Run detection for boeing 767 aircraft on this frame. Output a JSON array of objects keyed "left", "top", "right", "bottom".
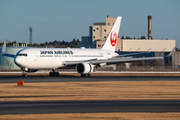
[{"left": 2, "top": 16, "right": 177, "bottom": 77}]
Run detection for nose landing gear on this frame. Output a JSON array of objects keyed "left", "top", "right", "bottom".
[
  {"left": 49, "top": 69, "right": 59, "bottom": 77},
  {"left": 21, "top": 68, "right": 27, "bottom": 77}
]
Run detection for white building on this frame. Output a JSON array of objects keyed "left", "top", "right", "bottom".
[{"left": 122, "top": 39, "right": 175, "bottom": 52}]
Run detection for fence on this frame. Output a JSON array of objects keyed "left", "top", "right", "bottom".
[
  {"left": 96, "top": 66, "right": 180, "bottom": 72},
  {"left": 1, "top": 66, "right": 179, "bottom": 72}
]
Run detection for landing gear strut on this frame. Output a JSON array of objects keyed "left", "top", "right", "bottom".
[
  {"left": 49, "top": 69, "right": 59, "bottom": 77},
  {"left": 81, "top": 74, "right": 91, "bottom": 77},
  {"left": 21, "top": 68, "right": 27, "bottom": 77}
]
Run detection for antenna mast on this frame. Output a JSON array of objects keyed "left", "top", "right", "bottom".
[{"left": 29, "top": 27, "right": 33, "bottom": 44}]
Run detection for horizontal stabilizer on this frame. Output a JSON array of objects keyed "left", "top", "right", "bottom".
[
  {"left": 2, "top": 40, "right": 16, "bottom": 58},
  {"left": 2, "top": 40, "right": 6, "bottom": 54}
]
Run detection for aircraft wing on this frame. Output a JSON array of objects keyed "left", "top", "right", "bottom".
[
  {"left": 113, "top": 52, "right": 149, "bottom": 57},
  {"left": 64, "top": 56, "right": 163, "bottom": 66},
  {"left": 91, "top": 56, "right": 163, "bottom": 65}
]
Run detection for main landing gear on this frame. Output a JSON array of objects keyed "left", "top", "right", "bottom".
[
  {"left": 49, "top": 69, "right": 59, "bottom": 77},
  {"left": 81, "top": 74, "right": 91, "bottom": 77}
]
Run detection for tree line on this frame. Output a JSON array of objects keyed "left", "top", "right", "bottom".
[
  {"left": 0, "top": 35, "right": 157, "bottom": 48},
  {"left": 121, "top": 36, "right": 148, "bottom": 39},
  {"left": 0, "top": 39, "right": 81, "bottom": 48}
]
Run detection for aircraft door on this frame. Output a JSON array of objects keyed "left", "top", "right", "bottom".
[
  {"left": 69, "top": 54, "right": 73, "bottom": 60},
  {"left": 107, "top": 53, "right": 112, "bottom": 58}
]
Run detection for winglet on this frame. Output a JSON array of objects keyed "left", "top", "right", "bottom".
[
  {"left": 165, "top": 43, "right": 178, "bottom": 57},
  {"left": 2, "top": 40, "right": 6, "bottom": 54}
]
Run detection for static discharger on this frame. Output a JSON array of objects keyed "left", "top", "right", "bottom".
[{"left": 17, "top": 81, "right": 24, "bottom": 85}]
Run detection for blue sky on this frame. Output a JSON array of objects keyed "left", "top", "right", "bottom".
[{"left": 0, "top": 0, "right": 180, "bottom": 46}]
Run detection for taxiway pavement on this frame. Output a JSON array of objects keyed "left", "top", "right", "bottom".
[
  {"left": 0, "top": 100, "right": 180, "bottom": 114},
  {"left": 0, "top": 76, "right": 180, "bottom": 83}
]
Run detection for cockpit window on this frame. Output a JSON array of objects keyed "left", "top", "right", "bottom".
[{"left": 18, "top": 53, "right": 28, "bottom": 57}]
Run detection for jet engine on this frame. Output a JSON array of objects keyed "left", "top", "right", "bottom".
[
  {"left": 76, "top": 62, "right": 94, "bottom": 74},
  {"left": 25, "top": 69, "right": 38, "bottom": 72}
]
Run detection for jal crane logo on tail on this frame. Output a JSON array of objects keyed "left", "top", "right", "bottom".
[{"left": 110, "top": 31, "right": 117, "bottom": 47}]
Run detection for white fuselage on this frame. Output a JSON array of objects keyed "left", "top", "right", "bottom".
[{"left": 15, "top": 47, "right": 118, "bottom": 69}]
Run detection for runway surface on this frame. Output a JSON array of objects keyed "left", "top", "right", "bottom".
[
  {"left": 0, "top": 100, "right": 180, "bottom": 114},
  {"left": 0, "top": 76, "right": 180, "bottom": 83}
]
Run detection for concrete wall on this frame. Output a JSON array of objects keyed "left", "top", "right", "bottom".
[
  {"left": 96, "top": 40, "right": 105, "bottom": 48},
  {"left": 172, "top": 52, "right": 180, "bottom": 67},
  {"left": 106, "top": 16, "right": 116, "bottom": 36},
  {"left": 92, "top": 25, "right": 105, "bottom": 41},
  {"left": 92, "top": 16, "right": 116, "bottom": 42},
  {"left": 122, "top": 40, "right": 175, "bottom": 52},
  {"left": 115, "top": 38, "right": 122, "bottom": 51}
]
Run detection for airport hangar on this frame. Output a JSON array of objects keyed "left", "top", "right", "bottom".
[
  {"left": 78, "top": 15, "right": 178, "bottom": 66},
  {"left": 0, "top": 15, "right": 179, "bottom": 70}
]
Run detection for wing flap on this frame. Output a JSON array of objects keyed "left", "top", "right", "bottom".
[
  {"left": 90, "top": 57, "right": 163, "bottom": 64},
  {"left": 113, "top": 52, "right": 149, "bottom": 58}
]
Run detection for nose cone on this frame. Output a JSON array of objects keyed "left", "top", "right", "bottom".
[{"left": 14, "top": 56, "right": 22, "bottom": 67}]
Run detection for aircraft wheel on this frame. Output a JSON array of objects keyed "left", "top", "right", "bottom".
[
  {"left": 49, "top": 72, "right": 53, "bottom": 76},
  {"left": 22, "top": 71, "right": 27, "bottom": 77},
  {"left": 22, "top": 74, "right": 27, "bottom": 77},
  {"left": 56, "top": 72, "right": 59, "bottom": 76},
  {"left": 81, "top": 74, "right": 86, "bottom": 77}
]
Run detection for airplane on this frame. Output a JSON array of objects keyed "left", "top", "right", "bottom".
[{"left": 2, "top": 16, "right": 177, "bottom": 77}]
